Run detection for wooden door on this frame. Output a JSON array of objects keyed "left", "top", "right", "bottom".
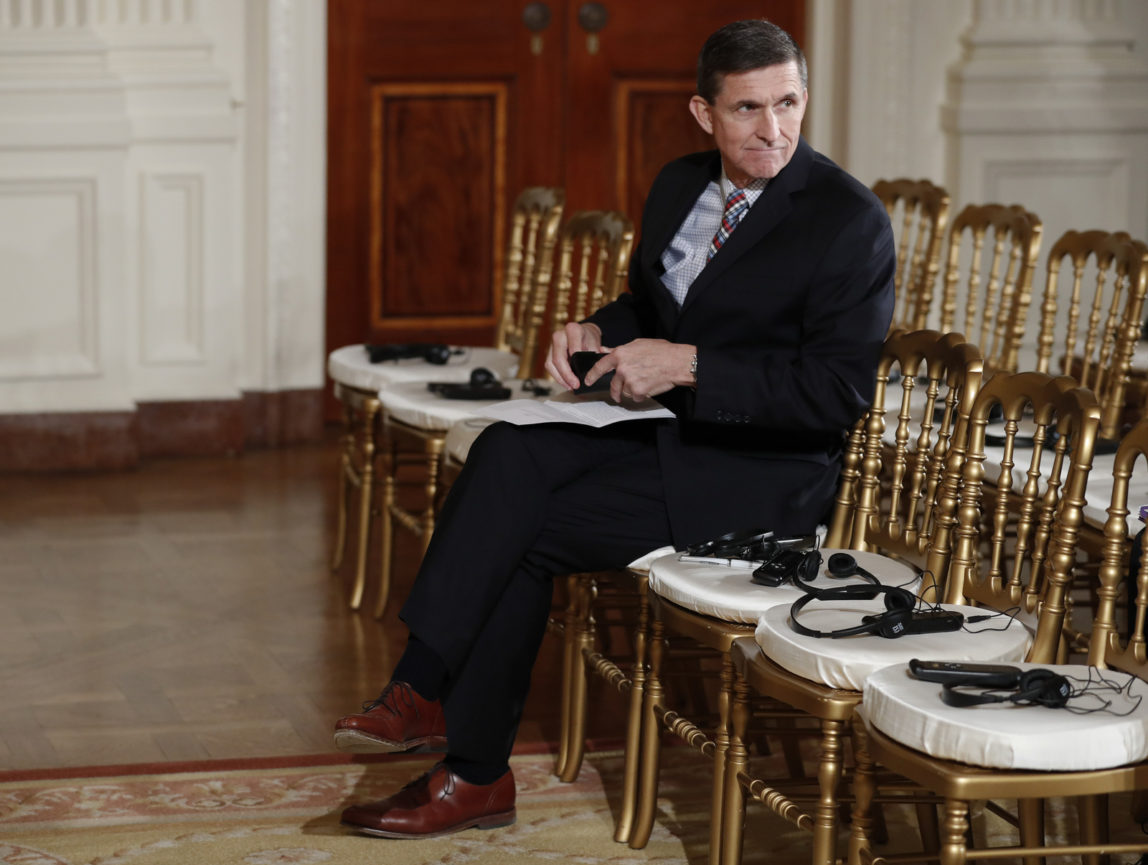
[{"left": 326, "top": 0, "right": 804, "bottom": 415}]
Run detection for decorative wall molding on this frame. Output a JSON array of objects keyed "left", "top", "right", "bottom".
[
  {"left": 138, "top": 169, "right": 205, "bottom": 366},
  {"left": 0, "top": 177, "right": 99, "bottom": 380},
  {"left": 0, "top": 0, "right": 325, "bottom": 464}
]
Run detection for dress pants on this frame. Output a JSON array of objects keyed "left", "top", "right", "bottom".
[{"left": 399, "top": 420, "right": 676, "bottom": 765}]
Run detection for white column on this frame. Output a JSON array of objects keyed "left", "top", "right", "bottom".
[
  {"left": 251, "top": 0, "right": 326, "bottom": 394},
  {"left": 93, "top": 0, "right": 241, "bottom": 403},
  {"left": 807, "top": 0, "right": 971, "bottom": 187},
  {"left": 944, "top": 0, "right": 1148, "bottom": 365}
]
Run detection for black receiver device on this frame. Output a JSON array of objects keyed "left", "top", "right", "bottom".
[
  {"left": 569, "top": 351, "right": 615, "bottom": 394},
  {"left": 366, "top": 343, "right": 460, "bottom": 365},
  {"left": 907, "top": 659, "right": 1071, "bottom": 709},
  {"left": 908, "top": 659, "right": 1022, "bottom": 687},
  {"left": 426, "top": 367, "right": 511, "bottom": 401}
]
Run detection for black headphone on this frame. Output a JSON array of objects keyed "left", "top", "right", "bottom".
[
  {"left": 365, "top": 343, "right": 461, "bottom": 365},
  {"left": 756, "top": 550, "right": 881, "bottom": 591},
  {"left": 468, "top": 366, "right": 497, "bottom": 387},
  {"left": 685, "top": 529, "right": 777, "bottom": 561},
  {"left": 942, "top": 668, "right": 1072, "bottom": 709},
  {"left": 789, "top": 582, "right": 964, "bottom": 639}
]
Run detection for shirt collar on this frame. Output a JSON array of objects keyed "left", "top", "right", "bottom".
[{"left": 718, "top": 170, "right": 769, "bottom": 207}]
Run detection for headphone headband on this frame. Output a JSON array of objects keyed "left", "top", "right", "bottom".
[{"left": 788, "top": 584, "right": 964, "bottom": 640}]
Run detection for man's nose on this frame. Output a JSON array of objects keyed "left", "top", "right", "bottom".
[{"left": 756, "top": 109, "right": 780, "bottom": 140}]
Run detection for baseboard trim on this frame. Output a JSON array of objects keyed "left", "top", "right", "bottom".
[{"left": 0, "top": 389, "right": 324, "bottom": 472}]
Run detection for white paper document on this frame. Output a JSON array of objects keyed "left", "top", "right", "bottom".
[{"left": 477, "top": 393, "right": 674, "bottom": 428}]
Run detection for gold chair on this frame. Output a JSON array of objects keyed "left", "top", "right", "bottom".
[
  {"left": 372, "top": 209, "right": 635, "bottom": 617},
  {"left": 850, "top": 385, "right": 1148, "bottom": 865},
  {"left": 1033, "top": 230, "right": 1148, "bottom": 442},
  {"left": 329, "top": 186, "right": 564, "bottom": 612},
  {"left": 937, "top": 203, "right": 1043, "bottom": 375},
  {"left": 713, "top": 331, "right": 986, "bottom": 865},
  {"left": 871, "top": 179, "right": 951, "bottom": 333}
]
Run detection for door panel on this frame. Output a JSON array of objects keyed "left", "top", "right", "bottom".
[
  {"left": 370, "top": 83, "right": 506, "bottom": 327},
  {"left": 326, "top": 0, "right": 805, "bottom": 417}
]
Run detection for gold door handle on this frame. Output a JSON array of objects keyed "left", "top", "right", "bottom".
[
  {"left": 577, "top": 2, "right": 608, "bottom": 55},
  {"left": 522, "top": 2, "right": 552, "bottom": 56}
]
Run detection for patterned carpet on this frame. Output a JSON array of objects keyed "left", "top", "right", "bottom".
[{"left": 0, "top": 747, "right": 1141, "bottom": 864}]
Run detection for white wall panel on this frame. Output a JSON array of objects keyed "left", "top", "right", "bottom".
[
  {"left": 0, "top": 178, "right": 98, "bottom": 379},
  {"left": 138, "top": 169, "right": 204, "bottom": 366}
]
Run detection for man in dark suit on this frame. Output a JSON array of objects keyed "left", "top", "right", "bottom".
[{"left": 337, "top": 18, "right": 895, "bottom": 840}]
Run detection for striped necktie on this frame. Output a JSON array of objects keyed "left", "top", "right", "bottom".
[{"left": 707, "top": 188, "right": 749, "bottom": 261}]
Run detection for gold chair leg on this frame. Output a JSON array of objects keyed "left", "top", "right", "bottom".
[
  {"left": 629, "top": 614, "right": 665, "bottom": 850},
  {"left": 372, "top": 434, "right": 397, "bottom": 619},
  {"left": 1018, "top": 798, "right": 1044, "bottom": 865},
  {"left": 940, "top": 799, "right": 970, "bottom": 865},
  {"left": 420, "top": 436, "right": 444, "bottom": 549},
  {"left": 555, "top": 574, "right": 581, "bottom": 780},
  {"left": 614, "top": 576, "right": 649, "bottom": 843},
  {"left": 1076, "top": 794, "right": 1106, "bottom": 865},
  {"left": 707, "top": 654, "right": 734, "bottom": 865},
  {"left": 916, "top": 802, "right": 941, "bottom": 853},
  {"left": 348, "top": 401, "right": 379, "bottom": 611},
  {"left": 720, "top": 670, "right": 750, "bottom": 865},
  {"left": 331, "top": 411, "right": 352, "bottom": 571},
  {"left": 558, "top": 575, "right": 595, "bottom": 782},
  {"left": 812, "top": 718, "right": 845, "bottom": 865},
  {"left": 847, "top": 716, "right": 876, "bottom": 865}
]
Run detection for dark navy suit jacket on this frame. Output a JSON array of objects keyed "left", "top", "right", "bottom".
[{"left": 584, "top": 137, "right": 896, "bottom": 544}]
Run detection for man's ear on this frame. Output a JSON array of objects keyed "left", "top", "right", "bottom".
[{"left": 689, "top": 95, "right": 713, "bottom": 135}]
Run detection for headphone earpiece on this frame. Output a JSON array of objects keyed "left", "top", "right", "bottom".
[
  {"left": 469, "top": 367, "right": 497, "bottom": 388},
  {"left": 424, "top": 344, "right": 453, "bottom": 365},
  {"left": 941, "top": 668, "right": 1072, "bottom": 709},
  {"left": 826, "top": 552, "right": 881, "bottom": 585}
]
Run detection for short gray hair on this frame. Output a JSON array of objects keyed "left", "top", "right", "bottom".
[{"left": 696, "top": 19, "right": 808, "bottom": 104}]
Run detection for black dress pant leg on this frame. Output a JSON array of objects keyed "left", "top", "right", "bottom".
[{"left": 399, "top": 419, "right": 677, "bottom": 765}]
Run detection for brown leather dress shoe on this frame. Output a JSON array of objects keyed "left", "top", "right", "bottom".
[
  {"left": 341, "top": 763, "right": 516, "bottom": 839},
  {"left": 333, "top": 681, "right": 447, "bottom": 754}
]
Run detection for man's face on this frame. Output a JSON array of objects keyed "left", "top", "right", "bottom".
[{"left": 689, "top": 62, "right": 807, "bottom": 188}]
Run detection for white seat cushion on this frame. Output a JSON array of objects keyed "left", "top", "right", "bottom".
[
  {"left": 648, "top": 549, "right": 919, "bottom": 625},
  {"left": 628, "top": 546, "right": 676, "bottom": 573},
  {"left": 444, "top": 417, "right": 496, "bottom": 464},
  {"left": 755, "top": 599, "right": 1031, "bottom": 691},
  {"left": 327, "top": 344, "right": 519, "bottom": 391},
  {"left": 862, "top": 661, "right": 1148, "bottom": 770}
]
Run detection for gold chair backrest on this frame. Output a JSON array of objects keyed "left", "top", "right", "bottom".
[
  {"left": 548, "top": 209, "right": 635, "bottom": 333},
  {"left": 871, "top": 178, "right": 951, "bottom": 332},
  {"left": 1093, "top": 416, "right": 1148, "bottom": 673},
  {"left": 495, "top": 186, "right": 565, "bottom": 375},
  {"left": 827, "top": 330, "right": 983, "bottom": 601},
  {"left": 938, "top": 203, "right": 1043, "bottom": 375},
  {"left": 950, "top": 371, "right": 1100, "bottom": 662},
  {"left": 1033, "top": 230, "right": 1148, "bottom": 441}
]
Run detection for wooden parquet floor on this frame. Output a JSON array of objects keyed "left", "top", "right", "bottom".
[{"left": 0, "top": 437, "right": 627, "bottom": 771}]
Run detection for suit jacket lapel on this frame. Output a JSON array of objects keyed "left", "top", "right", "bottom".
[{"left": 679, "top": 137, "right": 815, "bottom": 315}]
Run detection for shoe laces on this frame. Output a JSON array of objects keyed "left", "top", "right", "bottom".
[
  {"left": 401, "top": 763, "right": 453, "bottom": 796},
  {"left": 361, "top": 680, "right": 420, "bottom": 719}
]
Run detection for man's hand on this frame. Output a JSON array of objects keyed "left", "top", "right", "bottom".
[
  {"left": 546, "top": 321, "right": 604, "bottom": 390},
  {"left": 593, "top": 339, "right": 697, "bottom": 403}
]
